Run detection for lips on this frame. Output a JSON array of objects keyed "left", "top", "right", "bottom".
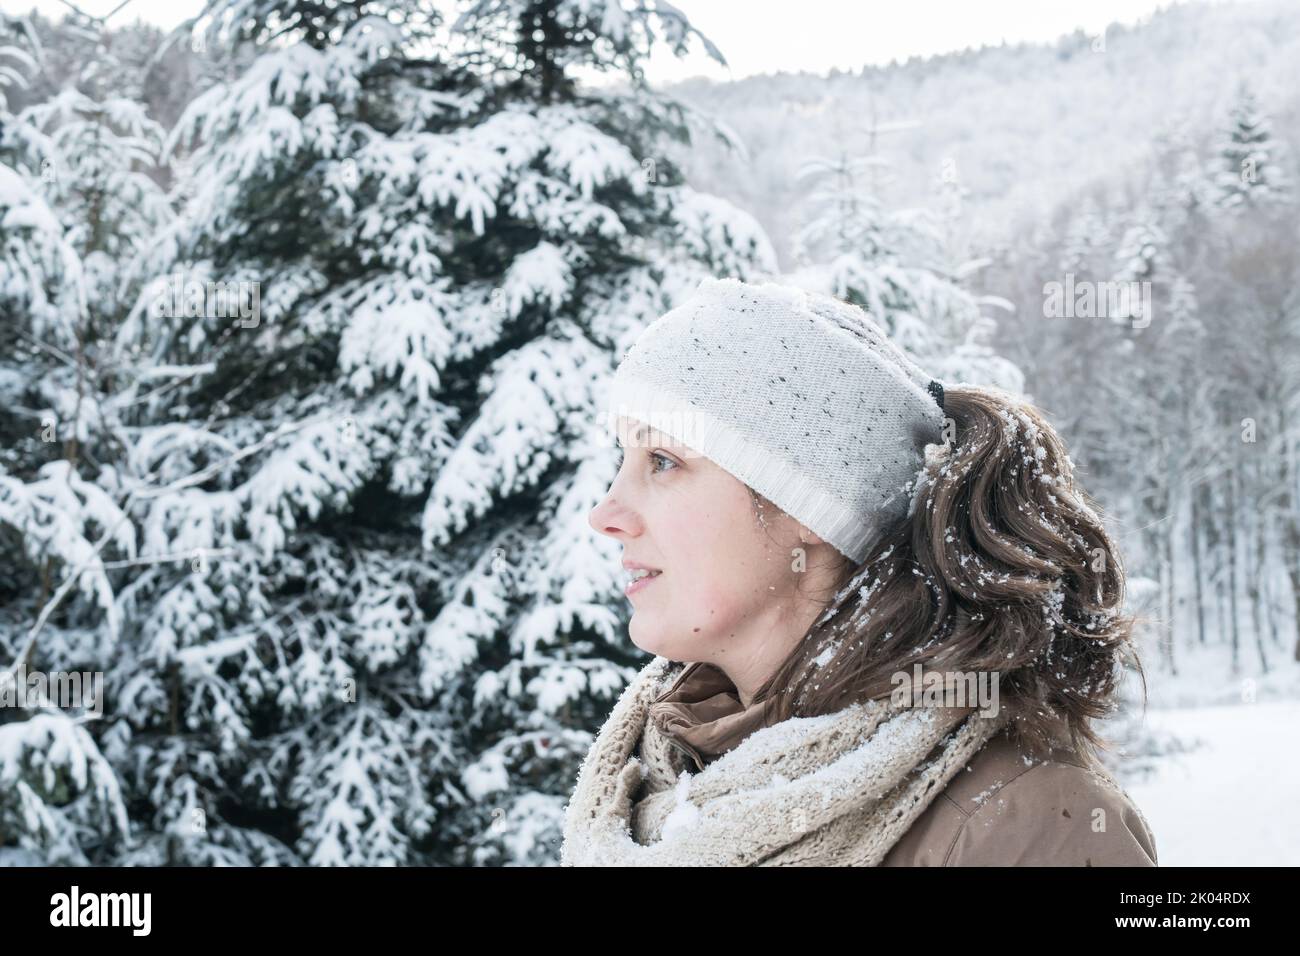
[{"left": 623, "top": 566, "right": 663, "bottom": 596}]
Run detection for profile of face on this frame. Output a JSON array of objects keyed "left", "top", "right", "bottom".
[{"left": 588, "top": 416, "right": 845, "bottom": 685}]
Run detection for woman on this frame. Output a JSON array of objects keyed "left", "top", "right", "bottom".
[{"left": 561, "top": 276, "right": 1157, "bottom": 867}]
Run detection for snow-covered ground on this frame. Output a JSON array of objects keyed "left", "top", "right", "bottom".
[
  {"left": 1123, "top": 698, "right": 1300, "bottom": 866},
  {"left": 1112, "top": 640, "right": 1300, "bottom": 867}
]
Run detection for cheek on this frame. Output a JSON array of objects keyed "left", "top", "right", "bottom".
[
  {"left": 664, "top": 503, "right": 753, "bottom": 581},
  {"left": 672, "top": 518, "right": 783, "bottom": 619},
  {"left": 649, "top": 475, "right": 788, "bottom": 604}
]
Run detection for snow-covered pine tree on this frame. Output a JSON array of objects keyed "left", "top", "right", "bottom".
[
  {"left": 110, "top": 0, "right": 774, "bottom": 866},
  {"left": 1113, "top": 217, "right": 1166, "bottom": 285},
  {"left": 1058, "top": 195, "right": 1107, "bottom": 278},
  {"left": 1213, "top": 80, "right": 1292, "bottom": 211},
  {"left": 932, "top": 154, "right": 972, "bottom": 268},
  {"left": 1111, "top": 215, "right": 1167, "bottom": 325},
  {"left": 10, "top": 25, "right": 173, "bottom": 386},
  {"left": 1148, "top": 121, "right": 1208, "bottom": 231},
  {"left": 789, "top": 145, "right": 1023, "bottom": 393},
  {"left": 1164, "top": 272, "right": 1200, "bottom": 337},
  {"left": 0, "top": 9, "right": 137, "bottom": 866}
]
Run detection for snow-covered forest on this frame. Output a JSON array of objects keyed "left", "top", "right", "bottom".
[{"left": 1, "top": 0, "right": 1297, "bottom": 866}]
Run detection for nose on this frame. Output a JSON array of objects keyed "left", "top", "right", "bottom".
[{"left": 589, "top": 490, "right": 641, "bottom": 541}]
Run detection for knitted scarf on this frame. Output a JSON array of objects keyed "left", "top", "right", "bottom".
[{"left": 561, "top": 656, "right": 1010, "bottom": 867}]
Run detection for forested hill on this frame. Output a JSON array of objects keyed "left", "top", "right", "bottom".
[{"left": 659, "top": 0, "right": 1300, "bottom": 268}]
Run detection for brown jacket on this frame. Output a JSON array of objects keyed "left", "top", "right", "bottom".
[{"left": 648, "top": 661, "right": 1158, "bottom": 867}]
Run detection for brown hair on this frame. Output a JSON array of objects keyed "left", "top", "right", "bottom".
[{"left": 747, "top": 383, "right": 1149, "bottom": 767}]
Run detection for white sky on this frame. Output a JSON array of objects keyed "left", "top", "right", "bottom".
[{"left": 5, "top": 0, "right": 1225, "bottom": 83}]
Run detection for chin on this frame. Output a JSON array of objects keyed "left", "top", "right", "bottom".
[{"left": 628, "top": 618, "right": 688, "bottom": 662}]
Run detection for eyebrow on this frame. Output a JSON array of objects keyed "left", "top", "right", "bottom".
[{"left": 618, "top": 423, "right": 650, "bottom": 448}]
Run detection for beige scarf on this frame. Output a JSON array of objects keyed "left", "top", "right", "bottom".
[{"left": 561, "top": 656, "right": 1009, "bottom": 866}]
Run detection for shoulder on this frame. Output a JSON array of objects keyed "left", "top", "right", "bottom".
[
  {"left": 883, "top": 725, "right": 1158, "bottom": 867},
  {"left": 946, "top": 727, "right": 1158, "bottom": 866}
]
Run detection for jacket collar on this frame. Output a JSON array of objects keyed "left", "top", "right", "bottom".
[
  {"left": 648, "top": 660, "right": 775, "bottom": 772},
  {"left": 648, "top": 660, "right": 1085, "bottom": 779}
]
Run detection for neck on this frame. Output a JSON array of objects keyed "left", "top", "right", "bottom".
[{"left": 711, "top": 592, "right": 829, "bottom": 708}]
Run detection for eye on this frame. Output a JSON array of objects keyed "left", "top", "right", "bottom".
[
  {"left": 612, "top": 448, "right": 678, "bottom": 474},
  {"left": 649, "top": 450, "right": 678, "bottom": 474}
]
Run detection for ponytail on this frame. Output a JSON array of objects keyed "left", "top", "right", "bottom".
[{"left": 755, "top": 384, "right": 1147, "bottom": 765}]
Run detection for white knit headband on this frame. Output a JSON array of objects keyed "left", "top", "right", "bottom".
[{"left": 606, "top": 276, "right": 948, "bottom": 563}]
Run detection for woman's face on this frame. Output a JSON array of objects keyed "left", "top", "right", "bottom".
[{"left": 588, "top": 416, "right": 843, "bottom": 682}]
